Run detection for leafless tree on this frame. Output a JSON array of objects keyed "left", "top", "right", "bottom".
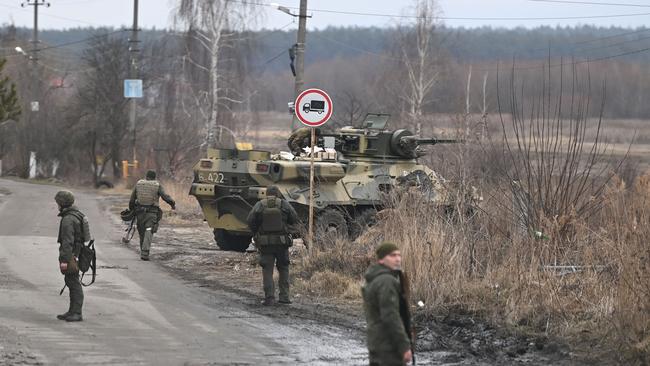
[
  {"left": 396, "top": 0, "right": 442, "bottom": 125},
  {"left": 492, "top": 61, "right": 628, "bottom": 240},
  {"left": 174, "top": 0, "right": 258, "bottom": 148},
  {"left": 331, "top": 90, "right": 368, "bottom": 128},
  {"left": 72, "top": 35, "right": 130, "bottom": 181}
]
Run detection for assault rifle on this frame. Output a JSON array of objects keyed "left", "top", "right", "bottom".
[{"left": 399, "top": 271, "right": 416, "bottom": 365}]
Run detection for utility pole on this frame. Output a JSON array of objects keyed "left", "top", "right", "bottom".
[
  {"left": 21, "top": 0, "right": 49, "bottom": 63},
  {"left": 273, "top": 1, "right": 309, "bottom": 130},
  {"left": 129, "top": 0, "right": 140, "bottom": 166},
  {"left": 294, "top": 0, "right": 307, "bottom": 101},
  {"left": 291, "top": 0, "right": 308, "bottom": 130},
  {"left": 21, "top": 0, "right": 48, "bottom": 179}
]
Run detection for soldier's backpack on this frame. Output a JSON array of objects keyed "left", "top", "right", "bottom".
[
  {"left": 68, "top": 210, "right": 96, "bottom": 286},
  {"left": 256, "top": 198, "right": 290, "bottom": 246}
]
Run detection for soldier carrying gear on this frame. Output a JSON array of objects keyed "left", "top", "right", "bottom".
[
  {"left": 287, "top": 127, "right": 321, "bottom": 156},
  {"left": 129, "top": 170, "right": 176, "bottom": 261},
  {"left": 246, "top": 185, "right": 299, "bottom": 306},
  {"left": 54, "top": 190, "right": 87, "bottom": 322}
]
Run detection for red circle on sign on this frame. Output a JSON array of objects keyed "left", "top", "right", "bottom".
[{"left": 295, "top": 88, "right": 333, "bottom": 127}]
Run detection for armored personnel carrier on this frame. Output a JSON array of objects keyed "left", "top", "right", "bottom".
[{"left": 190, "top": 113, "right": 465, "bottom": 251}]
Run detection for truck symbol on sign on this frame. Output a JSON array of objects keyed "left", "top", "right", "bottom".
[{"left": 302, "top": 100, "right": 325, "bottom": 114}]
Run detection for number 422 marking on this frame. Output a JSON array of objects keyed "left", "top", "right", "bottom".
[{"left": 199, "top": 172, "right": 225, "bottom": 183}]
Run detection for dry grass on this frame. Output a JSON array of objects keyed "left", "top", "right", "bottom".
[
  {"left": 303, "top": 177, "right": 650, "bottom": 363},
  {"left": 295, "top": 271, "right": 362, "bottom": 299},
  {"left": 159, "top": 180, "right": 203, "bottom": 224}
]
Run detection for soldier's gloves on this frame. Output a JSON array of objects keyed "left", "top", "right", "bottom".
[
  {"left": 171, "top": 203, "right": 176, "bottom": 210},
  {"left": 59, "top": 261, "right": 68, "bottom": 274}
]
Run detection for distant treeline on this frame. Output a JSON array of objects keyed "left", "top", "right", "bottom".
[
  {"left": 4, "top": 25, "right": 650, "bottom": 68},
  {"left": 3, "top": 24, "right": 650, "bottom": 118}
]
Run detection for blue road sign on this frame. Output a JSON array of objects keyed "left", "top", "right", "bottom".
[{"left": 124, "top": 79, "right": 143, "bottom": 98}]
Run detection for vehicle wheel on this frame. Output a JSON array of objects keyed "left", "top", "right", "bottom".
[
  {"left": 349, "top": 208, "right": 378, "bottom": 240},
  {"left": 214, "top": 229, "right": 252, "bottom": 252},
  {"left": 315, "top": 208, "right": 349, "bottom": 244}
]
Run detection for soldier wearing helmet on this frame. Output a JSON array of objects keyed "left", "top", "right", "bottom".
[
  {"left": 246, "top": 185, "right": 298, "bottom": 306},
  {"left": 129, "top": 170, "right": 176, "bottom": 261},
  {"left": 54, "top": 190, "right": 85, "bottom": 322}
]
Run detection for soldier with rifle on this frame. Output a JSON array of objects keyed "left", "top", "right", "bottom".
[
  {"left": 362, "top": 242, "right": 415, "bottom": 366},
  {"left": 54, "top": 190, "right": 87, "bottom": 322}
]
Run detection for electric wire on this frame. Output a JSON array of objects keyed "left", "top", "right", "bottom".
[
  {"left": 0, "top": 2, "right": 102, "bottom": 26},
  {"left": 473, "top": 46, "right": 650, "bottom": 72},
  {"left": 4, "top": 29, "right": 127, "bottom": 58},
  {"left": 227, "top": 0, "right": 650, "bottom": 21},
  {"left": 525, "top": 27, "right": 650, "bottom": 54},
  {"left": 529, "top": 0, "right": 650, "bottom": 8}
]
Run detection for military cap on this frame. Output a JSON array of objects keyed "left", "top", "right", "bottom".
[
  {"left": 54, "top": 190, "right": 75, "bottom": 208},
  {"left": 376, "top": 241, "right": 399, "bottom": 259},
  {"left": 145, "top": 170, "right": 156, "bottom": 179}
]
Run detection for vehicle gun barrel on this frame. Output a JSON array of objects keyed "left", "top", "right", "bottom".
[{"left": 400, "top": 136, "right": 462, "bottom": 145}]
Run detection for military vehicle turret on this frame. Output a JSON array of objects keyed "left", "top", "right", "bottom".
[{"left": 190, "top": 113, "right": 468, "bottom": 251}]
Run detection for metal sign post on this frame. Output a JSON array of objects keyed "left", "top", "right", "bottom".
[
  {"left": 308, "top": 127, "right": 316, "bottom": 252},
  {"left": 294, "top": 88, "right": 333, "bottom": 250}
]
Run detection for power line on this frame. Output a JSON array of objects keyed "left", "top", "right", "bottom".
[
  {"left": 575, "top": 33, "right": 650, "bottom": 53},
  {"left": 484, "top": 27, "right": 650, "bottom": 55},
  {"left": 524, "top": 28, "right": 650, "bottom": 54},
  {"left": 0, "top": 2, "right": 101, "bottom": 26},
  {"left": 476, "top": 46, "right": 650, "bottom": 72},
  {"left": 529, "top": 0, "right": 650, "bottom": 8},
  {"left": 310, "top": 32, "right": 402, "bottom": 62},
  {"left": 570, "top": 27, "right": 650, "bottom": 46},
  {"left": 228, "top": 0, "right": 650, "bottom": 20},
  {"left": 257, "top": 48, "right": 287, "bottom": 67},
  {"left": 4, "top": 29, "right": 126, "bottom": 58},
  {"left": 39, "top": 29, "right": 126, "bottom": 52}
]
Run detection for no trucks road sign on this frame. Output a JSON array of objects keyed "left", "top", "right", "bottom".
[{"left": 294, "top": 88, "right": 333, "bottom": 127}]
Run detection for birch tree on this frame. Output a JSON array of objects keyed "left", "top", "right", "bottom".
[
  {"left": 397, "top": 0, "right": 442, "bottom": 125},
  {"left": 174, "top": 0, "right": 256, "bottom": 148}
]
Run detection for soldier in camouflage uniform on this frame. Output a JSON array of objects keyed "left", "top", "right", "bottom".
[
  {"left": 246, "top": 185, "right": 298, "bottom": 306},
  {"left": 55, "top": 190, "right": 85, "bottom": 322},
  {"left": 129, "top": 170, "right": 175, "bottom": 261},
  {"left": 287, "top": 127, "right": 320, "bottom": 156}
]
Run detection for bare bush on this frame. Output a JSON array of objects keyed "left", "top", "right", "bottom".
[{"left": 492, "top": 61, "right": 626, "bottom": 243}]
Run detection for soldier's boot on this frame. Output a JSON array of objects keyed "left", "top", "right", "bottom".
[
  {"left": 65, "top": 313, "right": 83, "bottom": 322},
  {"left": 277, "top": 265, "right": 291, "bottom": 304},
  {"left": 141, "top": 229, "right": 153, "bottom": 260},
  {"left": 56, "top": 311, "right": 71, "bottom": 320}
]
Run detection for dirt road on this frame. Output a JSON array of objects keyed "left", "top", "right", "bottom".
[{"left": 0, "top": 179, "right": 367, "bottom": 365}]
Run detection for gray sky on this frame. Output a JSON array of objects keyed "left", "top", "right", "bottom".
[{"left": 0, "top": 0, "right": 648, "bottom": 30}]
